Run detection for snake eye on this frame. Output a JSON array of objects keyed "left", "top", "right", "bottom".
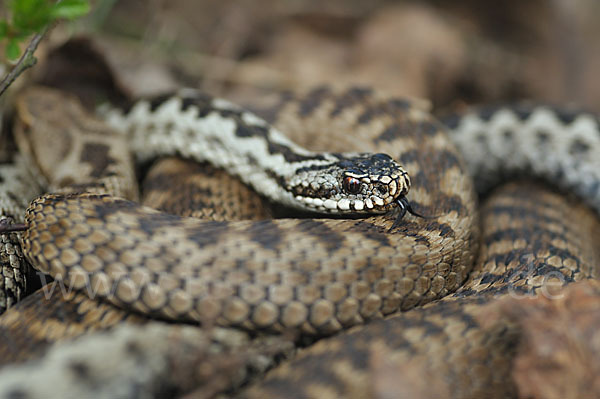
[{"left": 343, "top": 176, "right": 362, "bottom": 194}]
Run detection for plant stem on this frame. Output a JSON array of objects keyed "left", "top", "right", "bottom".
[
  {"left": 0, "top": 221, "right": 27, "bottom": 233},
  {"left": 0, "top": 25, "right": 49, "bottom": 98}
]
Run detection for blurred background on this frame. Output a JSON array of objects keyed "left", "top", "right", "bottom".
[{"left": 4, "top": 0, "right": 600, "bottom": 110}]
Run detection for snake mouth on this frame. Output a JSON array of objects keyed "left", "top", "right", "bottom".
[{"left": 295, "top": 194, "right": 397, "bottom": 213}]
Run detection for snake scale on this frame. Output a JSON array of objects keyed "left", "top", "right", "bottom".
[{"left": 0, "top": 84, "right": 599, "bottom": 397}]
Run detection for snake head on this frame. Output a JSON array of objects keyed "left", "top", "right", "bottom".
[{"left": 287, "top": 152, "right": 411, "bottom": 214}]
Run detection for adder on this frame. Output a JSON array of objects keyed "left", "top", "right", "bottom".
[{"left": 0, "top": 85, "right": 599, "bottom": 398}]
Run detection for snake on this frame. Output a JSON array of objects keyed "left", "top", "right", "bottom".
[
  {"left": 15, "top": 85, "right": 479, "bottom": 335},
  {"left": 1, "top": 85, "right": 599, "bottom": 397}
]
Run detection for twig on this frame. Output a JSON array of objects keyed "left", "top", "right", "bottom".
[
  {"left": 0, "top": 221, "right": 27, "bottom": 233},
  {"left": 0, "top": 25, "right": 50, "bottom": 98}
]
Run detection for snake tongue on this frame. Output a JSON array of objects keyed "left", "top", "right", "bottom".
[{"left": 390, "top": 197, "right": 428, "bottom": 230}]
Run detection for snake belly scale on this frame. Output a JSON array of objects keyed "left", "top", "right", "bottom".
[{"left": 17, "top": 86, "right": 477, "bottom": 335}]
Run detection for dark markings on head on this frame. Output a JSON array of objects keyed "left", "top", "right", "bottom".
[
  {"left": 298, "top": 86, "right": 331, "bottom": 117},
  {"left": 330, "top": 87, "right": 374, "bottom": 117},
  {"left": 244, "top": 220, "right": 283, "bottom": 251},
  {"left": 80, "top": 143, "right": 117, "bottom": 178}
]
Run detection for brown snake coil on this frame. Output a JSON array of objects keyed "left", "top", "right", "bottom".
[
  {"left": 16, "top": 86, "right": 477, "bottom": 335},
  {"left": 2, "top": 86, "right": 600, "bottom": 398},
  {"left": 12, "top": 87, "right": 600, "bottom": 338}
]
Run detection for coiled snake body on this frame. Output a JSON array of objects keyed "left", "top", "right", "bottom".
[
  {"left": 18, "top": 86, "right": 478, "bottom": 335},
  {"left": 2, "top": 86, "right": 600, "bottom": 397}
]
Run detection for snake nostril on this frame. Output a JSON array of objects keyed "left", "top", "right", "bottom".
[{"left": 375, "top": 185, "right": 388, "bottom": 196}]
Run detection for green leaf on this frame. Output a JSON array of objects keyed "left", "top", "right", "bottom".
[
  {"left": 0, "top": 21, "right": 8, "bottom": 38},
  {"left": 10, "top": 0, "right": 52, "bottom": 32},
  {"left": 6, "top": 38, "right": 21, "bottom": 60},
  {"left": 50, "top": 0, "right": 90, "bottom": 19}
]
